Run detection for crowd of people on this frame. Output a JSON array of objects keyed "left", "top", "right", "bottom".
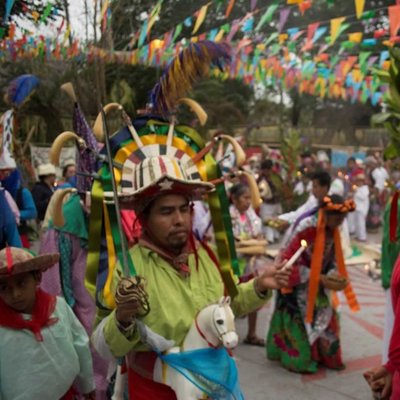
[{"left": 0, "top": 137, "right": 399, "bottom": 399}]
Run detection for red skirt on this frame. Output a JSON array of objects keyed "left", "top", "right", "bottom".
[
  {"left": 128, "top": 367, "right": 177, "bottom": 400},
  {"left": 60, "top": 387, "right": 76, "bottom": 400}
]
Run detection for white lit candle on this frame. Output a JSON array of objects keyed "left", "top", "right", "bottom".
[{"left": 283, "top": 240, "right": 308, "bottom": 270}]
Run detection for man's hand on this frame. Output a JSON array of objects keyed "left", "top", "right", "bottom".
[
  {"left": 83, "top": 390, "right": 96, "bottom": 400},
  {"left": 255, "top": 258, "right": 292, "bottom": 291},
  {"left": 363, "top": 366, "right": 392, "bottom": 400},
  {"left": 115, "top": 277, "right": 147, "bottom": 325}
]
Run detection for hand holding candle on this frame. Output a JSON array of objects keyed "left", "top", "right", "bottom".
[{"left": 282, "top": 240, "right": 308, "bottom": 271}]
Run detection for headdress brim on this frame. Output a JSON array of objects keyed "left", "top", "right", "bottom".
[
  {"left": 0, "top": 253, "right": 59, "bottom": 277},
  {"left": 117, "top": 175, "right": 214, "bottom": 211}
]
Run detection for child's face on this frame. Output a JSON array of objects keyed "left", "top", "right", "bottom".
[{"left": 0, "top": 272, "right": 39, "bottom": 313}]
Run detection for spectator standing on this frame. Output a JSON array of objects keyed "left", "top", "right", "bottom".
[
  {"left": 348, "top": 172, "right": 369, "bottom": 242},
  {"left": 57, "top": 160, "right": 77, "bottom": 189},
  {"left": 31, "top": 163, "right": 56, "bottom": 223}
]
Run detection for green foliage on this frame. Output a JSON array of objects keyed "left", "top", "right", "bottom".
[{"left": 372, "top": 48, "right": 400, "bottom": 159}]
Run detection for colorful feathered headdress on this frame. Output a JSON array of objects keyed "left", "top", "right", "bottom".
[{"left": 74, "top": 41, "right": 248, "bottom": 311}]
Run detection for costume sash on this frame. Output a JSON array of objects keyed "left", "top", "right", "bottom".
[
  {"left": 333, "top": 228, "right": 360, "bottom": 313},
  {"left": 305, "top": 213, "right": 360, "bottom": 323}
]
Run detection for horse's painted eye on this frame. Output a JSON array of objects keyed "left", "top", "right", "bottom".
[{"left": 216, "top": 319, "right": 224, "bottom": 325}]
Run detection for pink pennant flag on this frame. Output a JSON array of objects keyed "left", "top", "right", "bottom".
[
  {"left": 278, "top": 7, "right": 291, "bottom": 32},
  {"left": 302, "top": 22, "right": 319, "bottom": 50},
  {"left": 226, "top": 19, "right": 241, "bottom": 42},
  {"left": 251, "top": 0, "right": 257, "bottom": 11},
  {"left": 292, "top": 30, "right": 305, "bottom": 41},
  {"left": 307, "top": 22, "right": 320, "bottom": 42}
]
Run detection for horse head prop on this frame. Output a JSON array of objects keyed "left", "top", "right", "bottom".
[
  {"left": 153, "top": 296, "right": 242, "bottom": 400},
  {"left": 187, "top": 295, "right": 238, "bottom": 350}
]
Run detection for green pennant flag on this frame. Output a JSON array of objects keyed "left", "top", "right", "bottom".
[
  {"left": 359, "top": 51, "right": 371, "bottom": 74},
  {"left": 40, "top": 2, "right": 53, "bottom": 22},
  {"left": 256, "top": 2, "right": 279, "bottom": 31},
  {"left": 339, "top": 22, "right": 351, "bottom": 35},
  {"left": 330, "top": 55, "right": 340, "bottom": 68},
  {"left": 215, "top": 0, "right": 224, "bottom": 12},
  {"left": 172, "top": 23, "right": 182, "bottom": 42},
  {"left": 270, "top": 43, "right": 280, "bottom": 55},
  {"left": 341, "top": 41, "right": 355, "bottom": 50},
  {"left": 371, "top": 78, "right": 380, "bottom": 94},
  {"left": 360, "top": 86, "right": 368, "bottom": 103},
  {"left": 264, "top": 32, "right": 279, "bottom": 46},
  {"left": 0, "top": 28, "right": 4, "bottom": 39},
  {"left": 288, "top": 42, "right": 296, "bottom": 52},
  {"left": 361, "top": 10, "right": 376, "bottom": 20},
  {"left": 329, "top": 74, "right": 336, "bottom": 85}
]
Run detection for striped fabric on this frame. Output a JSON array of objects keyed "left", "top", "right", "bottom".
[{"left": 118, "top": 155, "right": 213, "bottom": 205}]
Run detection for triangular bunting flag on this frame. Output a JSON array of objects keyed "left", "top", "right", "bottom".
[
  {"left": 192, "top": 3, "right": 210, "bottom": 34},
  {"left": 331, "top": 17, "right": 346, "bottom": 44},
  {"left": 355, "top": 0, "right": 365, "bottom": 19},
  {"left": 389, "top": 5, "right": 400, "bottom": 37},
  {"left": 256, "top": 3, "right": 279, "bottom": 31}
]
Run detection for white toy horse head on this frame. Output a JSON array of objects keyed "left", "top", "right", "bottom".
[
  {"left": 191, "top": 296, "right": 238, "bottom": 350},
  {"left": 154, "top": 296, "right": 239, "bottom": 400}
]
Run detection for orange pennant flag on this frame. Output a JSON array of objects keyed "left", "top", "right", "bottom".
[
  {"left": 389, "top": 5, "right": 400, "bottom": 37},
  {"left": 355, "top": 0, "right": 365, "bottom": 19},
  {"left": 225, "top": 0, "right": 235, "bottom": 18},
  {"left": 330, "top": 17, "right": 345, "bottom": 44}
]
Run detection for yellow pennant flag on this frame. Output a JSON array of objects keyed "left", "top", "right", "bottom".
[
  {"left": 348, "top": 32, "right": 363, "bottom": 43},
  {"left": 214, "top": 28, "right": 225, "bottom": 42},
  {"left": 331, "top": 17, "right": 345, "bottom": 44},
  {"left": 352, "top": 69, "right": 362, "bottom": 82},
  {"left": 355, "top": 0, "right": 365, "bottom": 19},
  {"left": 287, "top": 0, "right": 303, "bottom": 3},
  {"left": 147, "top": 1, "right": 163, "bottom": 35},
  {"left": 100, "top": 0, "right": 109, "bottom": 18},
  {"left": 63, "top": 24, "right": 71, "bottom": 44},
  {"left": 193, "top": 3, "right": 211, "bottom": 34},
  {"left": 382, "top": 60, "right": 391, "bottom": 71},
  {"left": 279, "top": 33, "right": 288, "bottom": 44}
]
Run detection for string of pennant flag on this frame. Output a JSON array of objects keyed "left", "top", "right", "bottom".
[{"left": 1, "top": 0, "right": 400, "bottom": 105}]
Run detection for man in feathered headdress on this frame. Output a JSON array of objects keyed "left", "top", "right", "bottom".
[{"left": 93, "top": 153, "right": 292, "bottom": 399}]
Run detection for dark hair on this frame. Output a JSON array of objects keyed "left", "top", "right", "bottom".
[
  {"left": 230, "top": 183, "right": 249, "bottom": 200},
  {"left": 62, "top": 164, "right": 75, "bottom": 178},
  {"left": 260, "top": 159, "right": 273, "bottom": 170},
  {"left": 311, "top": 170, "right": 331, "bottom": 188},
  {"left": 347, "top": 157, "right": 356, "bottom": 163}
]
